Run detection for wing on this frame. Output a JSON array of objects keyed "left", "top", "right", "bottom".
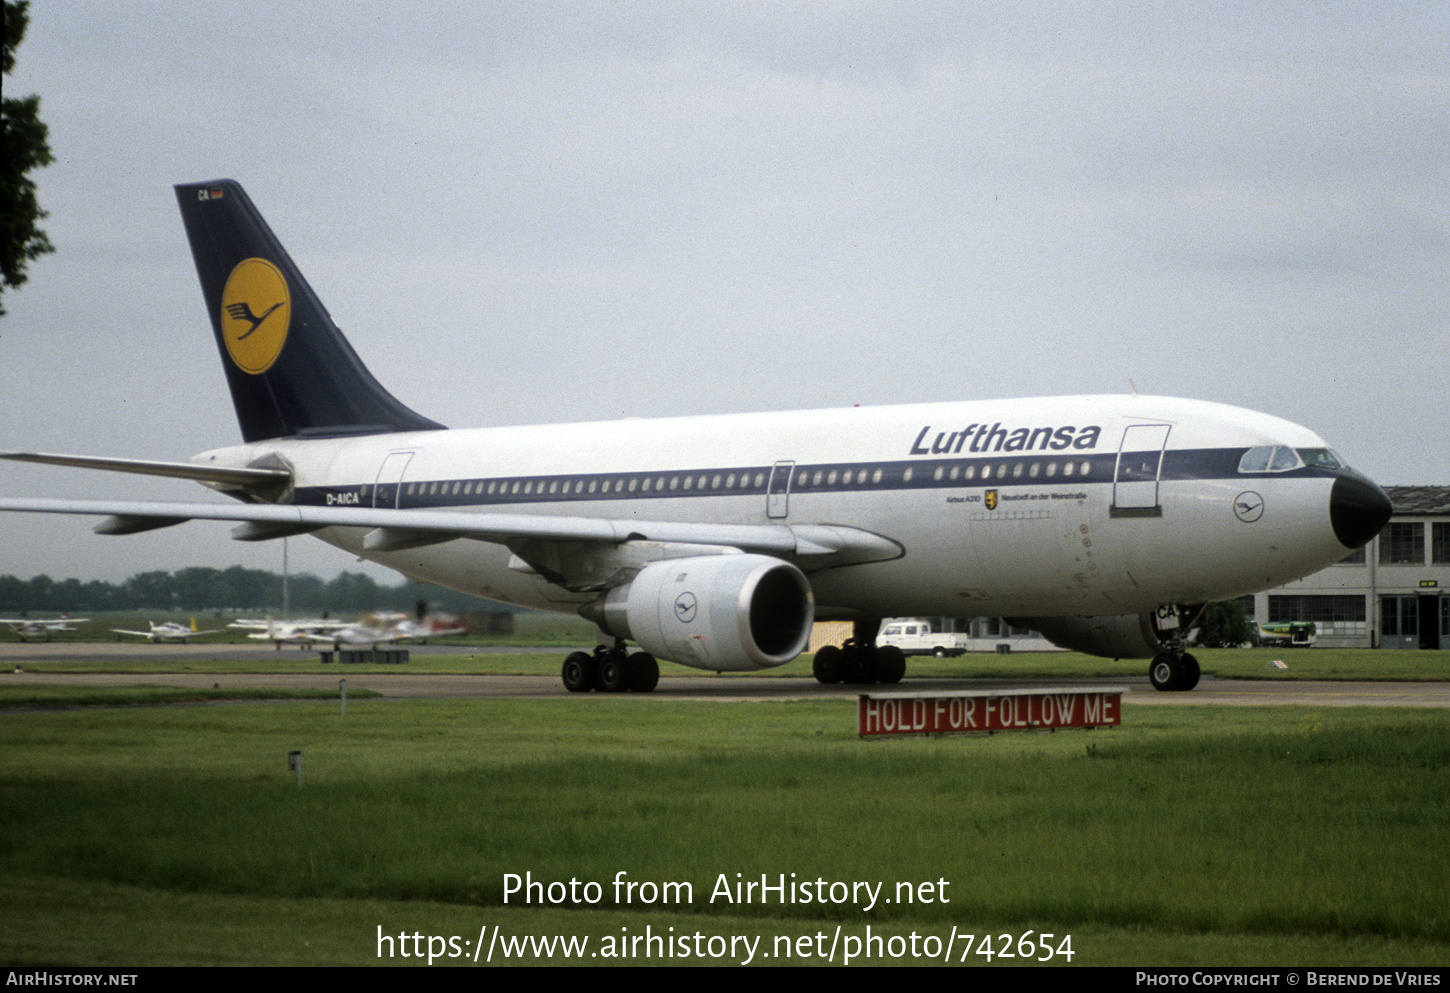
[{"left": 0, "top": 497, "right": 901, "bottom": 592}]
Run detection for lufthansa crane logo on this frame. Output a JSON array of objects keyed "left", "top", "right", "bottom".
[
  {"left": 674, "top": 592, "right": 698, "bottom": 624},
  {"left": 219, "top": 258, "right": 290, "bottom": 374},
  {"left": 1233, "top": 491, "right": 1265, "bottom": 523}
]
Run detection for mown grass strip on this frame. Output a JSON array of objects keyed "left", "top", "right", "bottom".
[
  {"left": 0, "top": 684, "right": 379, "bottom": 708},
  {"left": 1, "top": 698, "right": 1446, "bottom": 964}
]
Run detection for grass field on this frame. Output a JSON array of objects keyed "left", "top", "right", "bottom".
[
  {"left": 8, "top": 645, "right": 1448, "bottom": 683},
  {"left": 1, "top": 688, "right": 1446, "bottom": 966}
]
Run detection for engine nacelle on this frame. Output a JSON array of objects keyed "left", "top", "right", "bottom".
[
  {"left": 1016, "top": 613, "right": 1164, "bottom": 660},
  {"left": 583, "top": 554, "right": 814, "bottom": 671}
]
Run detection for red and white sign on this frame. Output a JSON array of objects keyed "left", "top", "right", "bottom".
[{"left": 858, "top": 687, "right": 1125, "bottom": 737}]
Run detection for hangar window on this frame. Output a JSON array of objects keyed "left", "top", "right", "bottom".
[
  {"left": 1433, "top": 523, "right": 1450, "bottom": 565},
  {"left": 1379, "top": 523, "right": 1424, "bottom": 565},
  {"left": 1270, "top": 594, "right": 1367, "bottom": 637},
  {"left": 1380, "top": 596, "right": 1418, "bottom": 637}
]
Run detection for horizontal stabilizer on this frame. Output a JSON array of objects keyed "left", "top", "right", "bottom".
[{"left": 2, "top": 451, "right": 290, "bottom": 489}]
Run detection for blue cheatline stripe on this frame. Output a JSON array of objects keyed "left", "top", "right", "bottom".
[{"left": 291, "top": 447, "right": 1340, "bottom": 511}]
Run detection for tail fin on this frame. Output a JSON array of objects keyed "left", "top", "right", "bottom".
[{"left": 175, "top": 180, "right": 445, "bottom": 442}]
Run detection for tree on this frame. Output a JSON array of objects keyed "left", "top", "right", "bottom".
[
  {"left": 1196, "top": 599, "right": 1256, "bottom": 648},
  {"left": 1, "top": 1, "right": 54, "bottom": 316}
]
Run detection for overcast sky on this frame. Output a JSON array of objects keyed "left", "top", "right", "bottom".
[{"left": 1, "top": 1, "right": 1445, "bottom": 585}]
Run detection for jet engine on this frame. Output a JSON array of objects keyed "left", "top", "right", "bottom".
[
  {"left": 582, "top": 554, "right": 813, "bottom": 671},
  {"left": 1014, "top": 613, "right": 1164, "bottom": 660}
]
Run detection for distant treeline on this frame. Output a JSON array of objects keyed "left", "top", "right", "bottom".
[{"left": 0, "top": 567, "right": 507, "bottom": 615}]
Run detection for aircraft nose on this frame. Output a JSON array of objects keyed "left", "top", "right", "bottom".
[{"left": 1330, "top": 470, "right": 1393, "bottom": 549}]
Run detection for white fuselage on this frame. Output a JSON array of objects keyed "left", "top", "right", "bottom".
[{"left": 194, "top": 394, "right": 1354, "bottom": 624}]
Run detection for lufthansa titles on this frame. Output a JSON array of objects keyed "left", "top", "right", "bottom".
[{"left": 910, "top": 423, "right": 1101, "bottom": 456}]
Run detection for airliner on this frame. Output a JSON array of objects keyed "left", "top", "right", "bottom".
[{"left": 0, "top": 180, "right": 1393, "bottom": 692}]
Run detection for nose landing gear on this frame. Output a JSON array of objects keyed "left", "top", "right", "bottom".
[
  {"left": 1148, "top": 650, "right": 1200, "bottom": 691},
  {"left": 1148, "top": 604, "right": 1203, "bottom": 691}
]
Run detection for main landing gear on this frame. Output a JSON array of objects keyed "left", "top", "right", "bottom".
[
  {"left": 812, "top": 620, "right": 906, "bottom": 686},
  {"left": 562, "top": 643, "right": 660, "bottom": 693}
]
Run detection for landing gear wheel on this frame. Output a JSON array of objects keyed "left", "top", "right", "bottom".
[
  {"left": 813, "top": 645, "right": 844, "bottom": 684},
  {"left": 844, "top": 645, "right": 878, "bottom": 684},
  {"left": 1177, "top": 652, "right": 1201, "bottom": 691},
  {"left": 1149, "top": 653, "right": 1179, "bottom": 692},
  {"left": 562, "top": 651, "right": 596, "bottom": 693},
  {"left": 596, "top": 652, "right": 630, "bottom": 693},
  {"left": 875, "top": 645, "right": 907, "bottom": 684},
  {"left": 626, "top": 652, "right": 659, "bottom": 692}
]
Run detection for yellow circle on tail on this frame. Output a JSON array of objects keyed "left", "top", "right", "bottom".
[{"left": 219, "top": 258, "right": 291, "bottom": 374}]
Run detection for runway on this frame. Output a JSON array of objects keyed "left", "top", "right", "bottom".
[{"left": 3, "top": 642, "right": 1447, "bottom": 707}]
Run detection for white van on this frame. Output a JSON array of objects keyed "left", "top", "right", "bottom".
[{"left": 877, "top": 619, "right": 968, "bottom": 657}]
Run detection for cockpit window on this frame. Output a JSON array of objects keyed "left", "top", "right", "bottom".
[
  {"left": 1270, "top": 447, "right": 1302, "bottom": 471},
  {"left": 1238, "top": 446, "right": 1306, "bottom": 473},
  {"left": 1238, "top": 446, "right": 1274, "bottom": 472},
  {"left": 1296, "top": 448, "right": 1344, "bottom": 469}
]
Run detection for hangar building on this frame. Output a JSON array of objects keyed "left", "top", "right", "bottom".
[{"left": 1247, "top": 485, "right": 1450, "bottom": 650}]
